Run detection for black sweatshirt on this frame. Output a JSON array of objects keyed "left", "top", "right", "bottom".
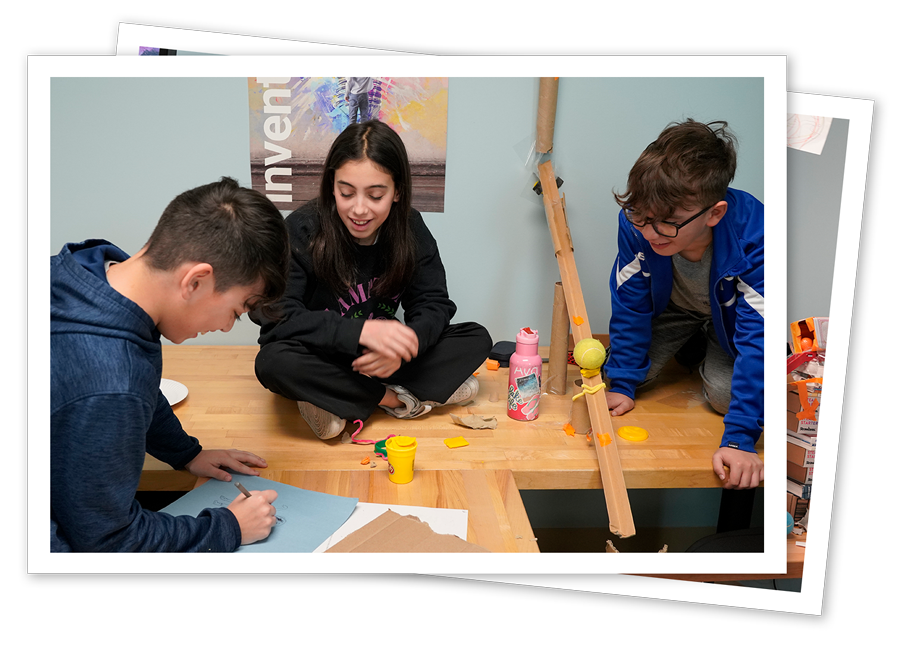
[{"left": 253, "top": 200, "right": 457, "bottom": 358}]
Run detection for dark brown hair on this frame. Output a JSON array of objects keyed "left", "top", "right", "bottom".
[
  {"left": 613, "top": 119, "right": 738, "bottom": 222},
  {"left": 310, "top": 120, "right": 416, "bottom": 297},
  {"left": 143, "top": 177, "right": 289, "bottom": 318}
]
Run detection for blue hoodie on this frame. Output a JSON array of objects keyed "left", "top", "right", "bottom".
[
  {"left": 50, "top": 240, "right": 241, "bottom": 552},
  {"left": 606, "top": 188, "right": 764, "bottom": 453}
]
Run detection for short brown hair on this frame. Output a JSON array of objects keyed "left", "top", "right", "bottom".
[
  {"left": 143, "top": 177, "right": 289, "bottom": 317},
  {"left": 613, "top": 119, "right": 737, "bottom": 222}
]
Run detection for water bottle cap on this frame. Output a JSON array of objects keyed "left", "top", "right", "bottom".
[{"left": 516, "top": 327, "right": 539, "bottom": 344}]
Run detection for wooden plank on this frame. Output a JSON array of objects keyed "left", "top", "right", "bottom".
[{"left": 539, "top": 159, "right": 636, "bottom": 538}]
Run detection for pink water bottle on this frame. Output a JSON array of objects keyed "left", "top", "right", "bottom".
[{"left": 508, "top": 327, "right": 542, "bottom": 421}]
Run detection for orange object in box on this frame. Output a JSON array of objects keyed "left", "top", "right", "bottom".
[{"left": 790, "top": 317, "right": 828, "bottom": 353}]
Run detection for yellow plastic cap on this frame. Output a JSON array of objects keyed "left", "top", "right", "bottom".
[{"left": 617, "top": 426, "right": 649, "bottom": 442}]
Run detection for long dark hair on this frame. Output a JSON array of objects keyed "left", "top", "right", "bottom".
[
  {"left": 310, "top": 120, "right": 416, "bottom": 297},
  {"left": 143, "top": 177, "right": 289, "bottom": 319}
]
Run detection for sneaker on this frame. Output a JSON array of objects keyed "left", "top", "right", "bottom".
[
  {"left": 381, "top": 375, "right": 481, "bottom": 419},
  {"left": 438, "top": 375, "right": 479, "bottom": 406},
  {"left": 380, "top": 385, "right": 433, "bottom": 419},
  {"left": 297, "top": 401, "right": 346, "bottom": 440}
]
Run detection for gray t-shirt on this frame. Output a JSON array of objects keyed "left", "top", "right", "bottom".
[{"left": 670, "top": 245, "right": 712, "bottom": 316}]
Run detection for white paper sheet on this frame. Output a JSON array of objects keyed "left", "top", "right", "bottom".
[{"left": 787, "top": 113, "right": 834, "bottom": 155}]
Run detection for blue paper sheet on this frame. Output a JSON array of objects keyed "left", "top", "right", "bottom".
[{"left": 160, "top": 474, "right": 359, "bottom": 553}]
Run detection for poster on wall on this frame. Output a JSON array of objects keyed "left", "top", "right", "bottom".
[{"left": 249, "top": 77, "right": 448, "bottom": 213}]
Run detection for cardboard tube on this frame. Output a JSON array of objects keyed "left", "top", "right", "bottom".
[
  {"left": 536, "top": 77, "right": 559, "bottom": 154},
  {"left": 570, "top": 379, "right": 591, "bottom": 434},
  {"left": 546, "top": 282, "right": 569, "bottom": 395}
]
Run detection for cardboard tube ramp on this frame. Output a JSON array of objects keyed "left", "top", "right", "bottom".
[
  {"left": 536, "top": 77, "right": 559, "bottom": 154},
  {"left": 570, "top": 382, "right": 591, "bottom": 435},
  {"left": 546, "top": 282, "right": 569, "bottom": 395}
]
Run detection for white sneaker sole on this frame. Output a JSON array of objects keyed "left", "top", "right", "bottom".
[{"left": 297, "top": 401, "right": 346, "bottom": 440}]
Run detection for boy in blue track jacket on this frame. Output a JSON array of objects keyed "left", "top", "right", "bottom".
[{"left": 604, "top": 120, "right": 764, "bottom": 490}]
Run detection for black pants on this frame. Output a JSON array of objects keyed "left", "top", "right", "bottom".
[{"left": 255, "top": 322, "right": 493, "bottom": 421}]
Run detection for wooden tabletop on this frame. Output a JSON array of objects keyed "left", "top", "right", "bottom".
[
  {"left": 266, "top": 469, "right": 539, "bottom": 553},
  {"left": 143, "top": 345, "right": 763, "bottom": 492}
]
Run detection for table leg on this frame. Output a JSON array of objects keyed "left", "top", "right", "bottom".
[{"left": 716, "top": 487, "right": 757, "bottom": 533}]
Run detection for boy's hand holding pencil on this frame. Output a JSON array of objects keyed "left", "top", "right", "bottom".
[{"left": 228, "top": 483, "right": 279, "bottom": 545}]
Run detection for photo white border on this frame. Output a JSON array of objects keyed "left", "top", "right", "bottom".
[
  {"left": 29, "top": 54, "right": 786, "bottom": 576},
  {"left": 116, "top": 22, "right": 415, "bottom": 56}
]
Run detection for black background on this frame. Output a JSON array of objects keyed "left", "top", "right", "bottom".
[{"left": 18, "top": 13, "right": 890, "bottom": 641}]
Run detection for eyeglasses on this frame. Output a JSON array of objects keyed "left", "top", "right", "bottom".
[{"left": 626, "top": 204, "right": 715, "bottom": 238}]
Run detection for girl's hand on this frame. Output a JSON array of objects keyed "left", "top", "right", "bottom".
[
  {"left": 352, "top": 349, "right": 402, "bottom": 378},
  {"left": 358, "top": 320, "right": 419, "bottom": 363}
]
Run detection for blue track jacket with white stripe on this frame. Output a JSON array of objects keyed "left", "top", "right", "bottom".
[{"left": 606, "top": 188, "right": 764, "bottom": 453}]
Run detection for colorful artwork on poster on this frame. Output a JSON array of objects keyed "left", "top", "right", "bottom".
[{"left": 248, "top": 77, "right": 448, "bottom": 213}]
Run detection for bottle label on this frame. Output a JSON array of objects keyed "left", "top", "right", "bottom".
[{"left": 508, "top": 372, "right": 541, "bottom": 420}]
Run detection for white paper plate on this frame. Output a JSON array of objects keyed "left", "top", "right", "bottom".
[{"left": 160, "top": 378, "right": 189, "bottom": 406}]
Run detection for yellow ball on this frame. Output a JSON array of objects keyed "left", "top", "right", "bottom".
[{"left": 573, "top": 338, "right": 606, "bottom": 370}]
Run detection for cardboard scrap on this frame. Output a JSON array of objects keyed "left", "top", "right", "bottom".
[
  {"left": 325, "top": 510, "right": 490, "bottom": 553},
  {"left": 450, "top": 413, "right": 498, "bottom": 429}
]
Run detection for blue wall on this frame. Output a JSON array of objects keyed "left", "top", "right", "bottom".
[{"left": 51, "top": 76, "right": 764, "bottom": 347}]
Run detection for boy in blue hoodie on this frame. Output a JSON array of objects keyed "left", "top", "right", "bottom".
[
  {"left": 50, "top": 177, "right": 290, "bottom": 552},
  {"left": 604, "top": 120, "right": 764, "bottom": 490}
]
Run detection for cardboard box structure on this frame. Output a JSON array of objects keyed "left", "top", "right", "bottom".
[
  {"left": 790, "top": 316, "right": 828, "bottom": 353},
  {"left": 786, "top": 321, "right": 823, "bottom": 523},
  {"left": 787, "top": 435, "right": 816, "bottom": 467},
  {"left": 787, "top": 380, "right": 822, "bottom": 436},
  {"left": 324, "top": 510, "right": 490, "bottom": 553}
]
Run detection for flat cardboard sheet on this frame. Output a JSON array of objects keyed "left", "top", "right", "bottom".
[
  {"left": 313, "top": 502, "right": 469, "bottom": 553},
  {"left": 325, "top": 510, "right": 490, "bottom": 553}
]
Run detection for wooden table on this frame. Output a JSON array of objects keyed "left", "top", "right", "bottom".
[
  {"left": 265, "top": 469, "right": 539, "bottom": 553},
  {"left": 142, "top": 346, "right": 782, "bottom": 565},
  {"left": 142, "top": 345, "right": 763, "bottom": 492}
]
